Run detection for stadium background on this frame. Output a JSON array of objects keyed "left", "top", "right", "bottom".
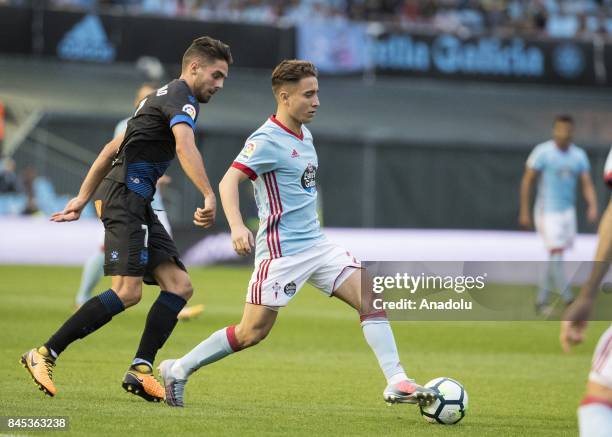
[{"left": 1, "top": 1, "right": 611, "bottom": 436}]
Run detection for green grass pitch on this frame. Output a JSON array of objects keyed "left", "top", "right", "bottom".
[{"left": 0, "top": 265, "right": 607, "bottom": 436}]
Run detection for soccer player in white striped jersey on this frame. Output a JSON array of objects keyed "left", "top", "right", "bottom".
[
  {"left": 561, "top": 147, "right": 612, "bottom": 437},
  {"left": 158, "top": 60, "right": 436, "bottom": 408}
]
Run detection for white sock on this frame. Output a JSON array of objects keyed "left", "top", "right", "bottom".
[
  {"left": 75, "top": 251, "right": 104, "bottom": 306},
  {"left": 578, "top": 403, "right": 612, "bottom": 437},
  {"left": 551, "top": 252, "right": 572, "bottom": 302},
  {"left": 361, "top": 317, "right": 408, "bottom": 384},
  {"left": 171, "top": 327, "right": 238, "bottom": 380}
]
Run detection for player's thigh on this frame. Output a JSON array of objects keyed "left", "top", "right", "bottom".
[
  {"left": 144, "top": 214, "right": 187, "bottom": 287},
  {"left": 595, "top": 201, "right": 612, "bottom": 262},
  {"left": 307, "top": 243, "right": 361, "bottom": 307},
  {"left": 152, "top": 260, "right": 193, "bottom": 298},
  {"left": 245, "top": 256, "right": 312, "bottom": 307},
  {"left": 331, "top": 269, "right": 362, "bottom": 311},
  {"left": 99, "top": 182, "right": 150, "bottom": 281}
]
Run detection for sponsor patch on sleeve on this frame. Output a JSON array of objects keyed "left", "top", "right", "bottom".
[
  {"left": 182, "top": 104, "right": 197, "bottom": 120},
  {"left": 239, "top": 142, "right": 257, "bottom": 160}
]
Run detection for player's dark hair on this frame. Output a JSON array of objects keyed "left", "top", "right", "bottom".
[
  {"left": 271, "top": 60, "right": 318, "bottom": 95},
  {"left": 554, "top": 114, "right": 574, "bottom": 125},
  {"left": 182, "top": 36, "right": 233, "bottom": 70}
]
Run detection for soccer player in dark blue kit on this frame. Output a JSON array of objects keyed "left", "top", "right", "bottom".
[{"left": 21, "top": 36, "right": 231, "bottom": 402}]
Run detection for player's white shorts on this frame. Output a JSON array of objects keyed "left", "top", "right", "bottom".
[
  {"left": 246, "top": 240, "right": 361, "bottom": 307},
  {"left": 588, "top": 324, "right": 612, "bottom": 389},
  {"left": 534, "top": 207, "right": 576, "bottom": 250}
]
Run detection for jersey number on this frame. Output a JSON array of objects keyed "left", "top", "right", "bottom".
[{"left": 156, "top": 85, "right": 168, "bottom": 96}]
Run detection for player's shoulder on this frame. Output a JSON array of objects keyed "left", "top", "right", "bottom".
[
  {"left": 533, "top": 139, "right": 554, "bottom": 151},
  {"left": 245, "top": 119, "right": 283, "bottom": 148}
]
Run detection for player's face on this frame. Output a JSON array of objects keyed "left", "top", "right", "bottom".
[
  {"left": 286, "top": 76, "right": 319, "bottom": 124},
  {"left": 193, "top": 59, "right": 228, "bottom": 103},
  {"left": 553, "top": 121, "right": 574, "bottom": 149}
]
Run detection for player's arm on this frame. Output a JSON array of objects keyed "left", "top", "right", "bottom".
[
  {"left": 172, "top": 123, "right": 216, "bottom": 228},
  {"left": 219, "top": 167, "right": 254, "bottom": 256},
  {"left": 580, "top": 171, "right": 598, "bottom": 224},
  {"left": 50, "top": 133, "right": 124, "bottom": 222},
  {"left": 519, "top": 167, "right": 538, "bottom": 228}
]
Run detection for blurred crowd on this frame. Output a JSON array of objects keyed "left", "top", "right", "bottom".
[
  {"left": 2, "top": 0, "right": 612, "bottom": 38},
  {"left": 0, "top": 157, "right": 83, "bottom": 217}
]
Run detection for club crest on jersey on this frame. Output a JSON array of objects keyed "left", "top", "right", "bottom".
[
  {"left": 240, "top": 142, "right": 257, "bottom": 160},
  {"left": 284, "top": 282, "right": 297, "bottom": 297},
  {"left": 182, "top": 104, "right": 197, "bottom": 120},
  {"left": 301, "top": 163, "right": 317, "bottom": 193}
]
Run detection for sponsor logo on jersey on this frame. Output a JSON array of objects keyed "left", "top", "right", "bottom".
[
  {"left": 284, "top": 282, "right": 297, "bottom": 297},
  {"left": 240, "top": 142, "right": 257, "bottom": 160},
  {"left": 182, "top": 104, "right": 197, "bottom": 120},
  {"left": 291, "top": 149, "right": 300, "bottom": 158},
  {"left": 301, "top": 163, "right": 317, "bottom": 193},
  {"left": 110, "top": 250, "right": 119, "bottom": 262},
  {"left": 57, "top": 15, "right": 116, "bottom": 62}
]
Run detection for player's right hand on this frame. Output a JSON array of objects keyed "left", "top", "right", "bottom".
[
  {"left": 193, "top": 196, "right": 216, "bottom": 228},
  {"left": 50, "top": 196, "right": 86, "bottom": 222},
  {"left": 518, "top": 211, "right": 532, "bottom": 229},
  {"left": 231, "top": 224, "right": 254, "bottom": 256}
]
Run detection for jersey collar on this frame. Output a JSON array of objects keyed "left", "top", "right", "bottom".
[{"left": 269, "top": 115, "right": 304, "bottom": 141}]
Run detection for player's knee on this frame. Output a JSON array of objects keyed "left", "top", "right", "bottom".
[
  {"left": 175, "top": 277, "right": 193, "bottom": 301},
  {"left": 236, "top": 327, "right": 269, "bottom": 349},
  {"left": 115, "top": 286, "right": 142, "bottom": 307}
]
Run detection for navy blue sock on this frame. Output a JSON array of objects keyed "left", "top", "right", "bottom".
[
  {"left": 134, "top": 291, "right": 186, "bottom": 365},
  {"left": 45, "top": 289, "right": 125, "bottom": 356}
]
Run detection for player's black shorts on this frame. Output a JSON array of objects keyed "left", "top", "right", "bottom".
[{"left": 95, "top": 178, "right": 186, "bottom": 285}]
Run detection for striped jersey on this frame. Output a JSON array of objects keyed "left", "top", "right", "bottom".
[{"left": 232, "top": 115, "right": 325, "bottom": 262}]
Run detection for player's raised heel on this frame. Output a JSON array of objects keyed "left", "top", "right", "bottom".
[
  {"left": 383, "top": 380, "right": 437, "bottom": 406},
  {"left": 122, "top": 366, "right": 165, "bottom": 403},
  {"left": 20, "top": 347, "right": 57, "bottom": 397},
  {"left": 158, "top": 359, "right": 187, "bottom": 407}
]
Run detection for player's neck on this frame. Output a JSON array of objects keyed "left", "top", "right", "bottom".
[
  {"left": 273, "top": 112, "right": 303, "bottom": 138},
  {"left": 179, "top": 75, "right": 195, "bottom": 95}
]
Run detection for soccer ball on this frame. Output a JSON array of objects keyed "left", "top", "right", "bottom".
[{"left": 419, "top": 377, "right": 468, "bottom": 425}]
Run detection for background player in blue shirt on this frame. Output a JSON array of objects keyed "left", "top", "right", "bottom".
[
  {"left": 519, "top": 115, "right": 598, "bottom": 313},
  {"left": 158, "top": 60, "right": 436, "bottom": 408}
]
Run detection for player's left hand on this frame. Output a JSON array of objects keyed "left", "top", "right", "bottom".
[
  {"left": 193, "top": 196, "right": 216, "bottom": 228},
  {"left": 587, "top": 205, "right": 598, "bottom": 224},
  {"left": 50, "top": 196, "right": 87, "bottom": 222}
]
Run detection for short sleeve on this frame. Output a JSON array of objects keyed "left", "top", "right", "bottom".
[
  {"left": 231, "top": 140, "right": 276, "bottom": 180},
  {"left": 604, "top": 147, "right": 612, "bottom": 188},
  {"left": 526, "top": 146, "right": 545, "bottom": 170},
  {"left": 160, "top": 84, "right": 199, "bottom": 130}
]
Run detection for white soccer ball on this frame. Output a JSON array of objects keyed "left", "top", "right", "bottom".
[{"left": 419, "top": 377, "right": 468, "bottom": 425}]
